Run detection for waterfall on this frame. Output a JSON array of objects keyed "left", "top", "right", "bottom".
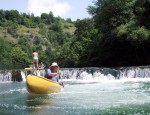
[
  {"left": 0, "top": 66, "right": 150, "bottom": 82},
  {"left": 60, "top": 68, "right": 117, "bottom": 80},
  {"left": 21, "top": 70, "right": 27, "bottom": 82},
  {"left": 118, "top": 66, "right": 150, "bottom": 78},
  {"left": 60, "top": 66, "right": 150, "bottom": 80},
  {"left": 20, "top": 69, "right": 46, "bottom": 81},
  {"left": 0, "top": 70, "right": 12, "bottom": 82}
]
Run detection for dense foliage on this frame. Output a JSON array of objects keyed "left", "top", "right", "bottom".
[
  {"left": 87, "top": 0, "right": 150, "bottom": 67},
  {"left": 0, "top": 0, "right": 150, "bottom": 69},
  {"left": 0, "top": 10, "right": 74, "bottom": 69}
]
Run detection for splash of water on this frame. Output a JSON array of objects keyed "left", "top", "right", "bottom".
[{"left": 0, "top": 66, "right": 150, "bottom": 82}]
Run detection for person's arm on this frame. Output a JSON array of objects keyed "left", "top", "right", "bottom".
[
  {"left": 48, "top": 71, "right": 61, "bottom": 77},
  {"left": 32, "top": 53, "right": 34, "bottom": 58}
]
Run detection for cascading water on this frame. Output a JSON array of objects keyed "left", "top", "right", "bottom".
[
  {"left": 118, "top": 66, "right": 150, "bottom": 78},
  {"left": 60, "top": 68, "right": 117, "bottom": 81},
  {"left": 0, "top": 66, "right": 150, "bottom": 82},
  {"left": 60, "top": 66, "right": 150, "bottom": 81},
  {"left": 0, "top": 70, "right": 12, "bottom": 82},
  {"left": 20, "top": 70, "right": 27, "bottom": 82}
]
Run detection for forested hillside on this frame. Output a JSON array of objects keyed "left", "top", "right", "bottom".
[
  {"left": 0, "top": 10, "right": 75, "bottom": 69},
  {"left": 0, "top": 0, "right": 150, "bottom": 69}
]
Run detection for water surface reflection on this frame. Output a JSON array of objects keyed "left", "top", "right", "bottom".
[{"left": 26, "top": 94, "right": 59, "bottom": 113}]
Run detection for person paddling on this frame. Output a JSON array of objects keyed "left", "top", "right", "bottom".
[{"left": 45, "top": 62, "right": 64, "bottom": 87}]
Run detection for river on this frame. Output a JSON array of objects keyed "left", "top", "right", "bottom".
[{"left": 0, "top": 67, "right": 150, "bottom": 115}]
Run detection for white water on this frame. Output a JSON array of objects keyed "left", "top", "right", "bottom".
[
  {"left": 0, "top": 71, "right": 150, "bottom": 114},
  {"left": 21, "top": 70, "right": 26, "bottom": 82},
  {"left": 0, "top": 66, "right": 150, "bottom": 82},
  {"left": 0, "top": 70, "right": 12, "bottom": 81}
]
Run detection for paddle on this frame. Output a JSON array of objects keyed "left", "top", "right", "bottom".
[{"left": 59, "top": 71, "right": 64, "bottom": 87}]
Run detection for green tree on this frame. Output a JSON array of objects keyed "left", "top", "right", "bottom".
[
  {"left": 0, "top": 37, "right": 12, "bottom": 69},
  {"left": 0, "top": 10, "right": 5, "bottom": 20},
  {"left": 87, "top": 0, "right": 150, "bottom": 66},
  {"left": 57, "top": 19, "right": 98, "bottom": 67},
  {"left": 5, "top": 10, "right": 20, "bottom": 23},
  {"left": 7, "top": 21, "right": 18, "bottom": 37},
  {"left": 49, "top": 22, "right": 62, "bottom": 32},
  {"left": 74, "top": 19, "right": 98, "bottom": 66},
  {"left": 56, "top": 41, "right": 79, "bottom": 67},
  {"left": 41, "top": 12, "right": 54, "bottom": 24},
  {"left": 10, "top": 47, "right": 31, "bottom": 69},
  {"left": 39, "top": 23, "right": 47, "bottom": 36}
]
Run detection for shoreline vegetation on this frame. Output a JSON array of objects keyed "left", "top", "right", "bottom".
[{"left": 0, "top": 0, "right": 150, "bottom": 69}]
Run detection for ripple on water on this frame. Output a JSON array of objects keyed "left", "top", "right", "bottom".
[{"left": 0, "top": 80, "right": 150, "bottom": 114}]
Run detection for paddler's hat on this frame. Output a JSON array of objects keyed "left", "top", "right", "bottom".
[{"left": 50, "top": 62, "right": 59, "bottom": 68}]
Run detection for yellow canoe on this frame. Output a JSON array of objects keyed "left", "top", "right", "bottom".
[{"left": 26, "top": 74, "right": 62, "bottom": 94}]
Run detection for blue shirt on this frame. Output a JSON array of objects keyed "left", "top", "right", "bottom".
[{"left": 45, "top": 69, "right": 59, "bottom": 82}]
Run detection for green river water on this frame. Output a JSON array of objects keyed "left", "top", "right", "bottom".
[{"left": 0, "top": 78, "right": 150, "bottom": 115}]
